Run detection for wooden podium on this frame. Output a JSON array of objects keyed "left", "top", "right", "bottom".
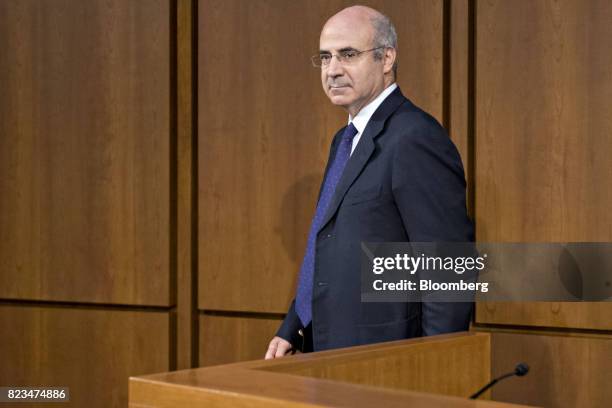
[{"left": 129, "top": 332, "right": 531, "bottom": 407}]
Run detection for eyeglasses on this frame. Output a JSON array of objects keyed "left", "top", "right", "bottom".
[{"left": 311, "top": 47, "right": 385, "bottom": 67}]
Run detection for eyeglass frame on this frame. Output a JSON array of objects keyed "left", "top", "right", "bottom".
[{"left": 311, "top": 46, "right": 387, "bottom": 68}]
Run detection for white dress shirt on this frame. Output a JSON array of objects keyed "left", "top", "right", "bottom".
[{"left": 348, "top": 83, "right": 398, "bottom": 155}]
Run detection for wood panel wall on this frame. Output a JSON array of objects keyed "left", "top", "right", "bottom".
[
  {"left": 0, "top": 306, "right": 170, "bottom": 408},
  {"left": 473, "top": 0, "right": 612, "bottom": 406},
  {"left": 483, "top": 328, "right": 610, "bottom": 407},
  {"left": 199, "top": 314, "right": 283, "bottom": 367},
  {"left": 0, "top": 1, "right": 175, "bottom": 406},
  {"left": 0, "top": 0, "right": 171, "bottom": 306}
]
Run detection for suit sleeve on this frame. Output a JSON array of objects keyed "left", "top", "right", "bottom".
[
  {"left": 391, "top": 114, "right": 474, "bottom": 335},
  {"left": 276, "top": 299, "right": 302, "bottom": 347}
]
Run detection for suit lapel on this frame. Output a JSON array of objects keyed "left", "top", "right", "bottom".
[{"left": 317, "top": 87, "right": 407, "bottom": 233}]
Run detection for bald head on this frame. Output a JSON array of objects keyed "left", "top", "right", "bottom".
[
  {"left": 317, "top": 5, "right": 398, "bottom": 116},
  {"left": 323, "top": 5, "right": 381, "bottom": 32},
  {"left": 322, "top": 6, "right": 397, "bottom": 76}
]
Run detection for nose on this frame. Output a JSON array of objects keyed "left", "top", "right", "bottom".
[{"left": 326, "top": 55, "right": 344, "bottom": 77}]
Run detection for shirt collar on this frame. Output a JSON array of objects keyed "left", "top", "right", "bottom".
[{"left": 348, "top": 83, "right": 398, "bottom": 134}]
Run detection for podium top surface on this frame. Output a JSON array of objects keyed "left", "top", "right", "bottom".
[{"left": 130, "top": 332, "right": 534, "bottom": 408}]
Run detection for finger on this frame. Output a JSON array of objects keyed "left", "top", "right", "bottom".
[
  {"left": 265, "top": 341, "right": 278, "bottom": 360},
  {"left": 274, "top": 341, "right": 291, "bottom": 358}
]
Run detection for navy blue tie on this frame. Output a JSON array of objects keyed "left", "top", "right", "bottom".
[{"left": 296, "top": 123, "right": 359, "bottom": 326}]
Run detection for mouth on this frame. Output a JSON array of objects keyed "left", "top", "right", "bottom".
[{"left": 328, "top": 84, "right": 350, "bottom": 92}]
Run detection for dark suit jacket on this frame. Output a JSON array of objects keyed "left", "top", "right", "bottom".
[{"left": 277, "top": 87, "right": 474, "bottom": 351}]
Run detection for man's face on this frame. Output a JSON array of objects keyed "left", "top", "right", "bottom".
[{"left": 319, "top": 16, "right": 386, "bottom": 116}]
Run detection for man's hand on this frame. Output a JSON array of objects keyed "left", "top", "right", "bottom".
[{"left": 264, "top": 336, "right": 294, "bottom": 359}]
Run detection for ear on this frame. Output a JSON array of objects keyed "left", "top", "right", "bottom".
[{"left": 383, "top": 47, "right": 396, "bottom": 75}]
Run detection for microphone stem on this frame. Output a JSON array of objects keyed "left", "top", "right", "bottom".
[{"left": 469, "top": 372, "right": 515, "bottom": 399}]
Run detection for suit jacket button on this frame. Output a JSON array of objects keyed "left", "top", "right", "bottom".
[{"left": 298, "top": 329, "right": 304, "bottom": 336}]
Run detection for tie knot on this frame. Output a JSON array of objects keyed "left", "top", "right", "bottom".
[{"left": 342, "top": 123, "right": 358, "bottom": 143}]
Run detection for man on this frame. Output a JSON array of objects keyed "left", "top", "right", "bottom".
[{"left": 265, "top": 5, "right": 473, "bottom": 359}]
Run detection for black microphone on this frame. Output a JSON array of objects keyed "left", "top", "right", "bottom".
[{"left": 469, "top": 363, "right": 529, "bottom": 399}]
